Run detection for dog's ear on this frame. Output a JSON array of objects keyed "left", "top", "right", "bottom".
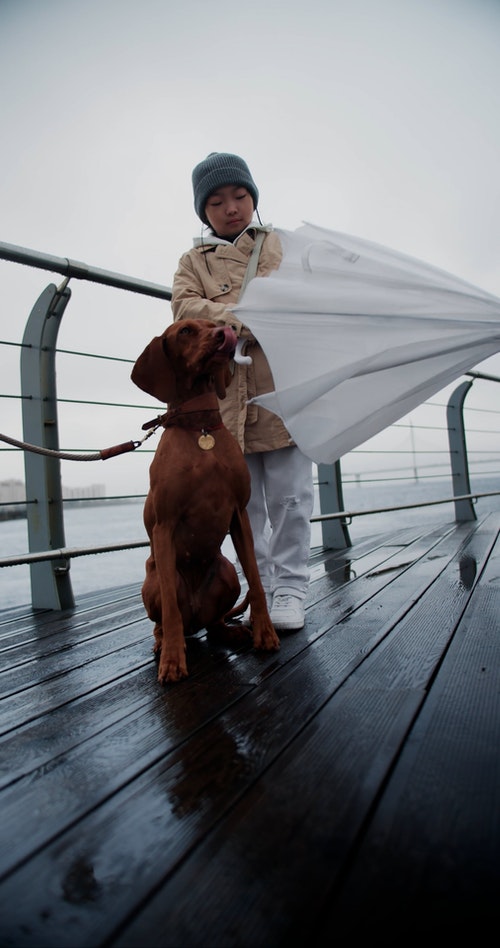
[
  {"left": 213, "top": 364, "right": 232, "bottom": 400},
  {"left": 131, "top": 335, "right": 175, "bottom": 404}
]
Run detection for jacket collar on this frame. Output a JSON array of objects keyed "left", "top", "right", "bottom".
[{"left": 193, "top": 222, "right": 273, "bottom": 250}]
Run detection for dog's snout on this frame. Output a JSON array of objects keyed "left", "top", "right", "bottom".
[
  {"left": 214, "top": 325, "right": 237, "bottom": 357},
  {"left": 215, "top": 325, "right": 237, "bottom": 344}
]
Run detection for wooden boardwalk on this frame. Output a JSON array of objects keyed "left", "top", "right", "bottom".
[{"left": 1, "top": 510, "right": 499, "bottom": 947}]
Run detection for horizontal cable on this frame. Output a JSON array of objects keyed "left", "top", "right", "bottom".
[{"left": 2, "top": 490, "right": 499, "bottom": 569}]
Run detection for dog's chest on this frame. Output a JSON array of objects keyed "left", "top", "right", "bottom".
[{"left": 149, "top": 435, "right": 250, "bottom": 512}]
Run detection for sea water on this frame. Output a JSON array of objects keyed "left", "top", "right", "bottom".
[{"left": 1, "top": 475, "right": 499, "bottom": 611}]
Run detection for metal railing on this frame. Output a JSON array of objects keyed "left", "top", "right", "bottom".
[{"left": 1, "top": 240, "right": 499, "bottom": 610}]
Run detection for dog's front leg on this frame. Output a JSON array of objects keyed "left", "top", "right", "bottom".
[
  {"left": 230, "top": 510, "right": 280, "bottom": 652},
  {"left": 152, "top": 525, "right": 189, "bottom": 683}
]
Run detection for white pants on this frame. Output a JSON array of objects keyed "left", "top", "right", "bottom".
[{"left": 245, "top": 446, "right": 314, "bottom": 600}]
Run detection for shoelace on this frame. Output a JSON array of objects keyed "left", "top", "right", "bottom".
[{"left": 272, "top": 595, "right": 297, "bottom": 609}]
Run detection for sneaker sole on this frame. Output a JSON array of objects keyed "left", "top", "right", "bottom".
[{"left": 270, "top": 618, "right": 304, "bottom": 631}]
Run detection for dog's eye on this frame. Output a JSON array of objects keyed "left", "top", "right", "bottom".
[{"left": 179, "top": 325, "right": 192, "bottom": 335}]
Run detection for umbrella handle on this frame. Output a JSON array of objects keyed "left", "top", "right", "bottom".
[{"left": 234, "top": 338, "right": 252, "bottom": 365}]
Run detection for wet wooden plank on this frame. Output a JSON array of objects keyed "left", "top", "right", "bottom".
[
  {"left": 0, "top": 584, "right": 144, "bottom": 650},
  {"left": 318, "top": 521, "right": 500, "bottom": 942},
  {"left": 0, "top": 514, "right": 497, "bottom": 947},
  {"left": 104, "top": 515, "right": 499, "bottom": 948}
]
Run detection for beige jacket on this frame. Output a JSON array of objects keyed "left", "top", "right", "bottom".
[{"left": 171, "top": 226, "right": 294, "bottom": 454}]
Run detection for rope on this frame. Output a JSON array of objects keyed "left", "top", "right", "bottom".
[
  {"left": 0, "top": 397, "right": 223, "bottom": 461},
  {"left": 0, "top": 427, "right": 159, "bottom": 461}
]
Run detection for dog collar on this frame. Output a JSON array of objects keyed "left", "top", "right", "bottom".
[{"left": 141, "top": 392, "right": 221, "bottom": 432}]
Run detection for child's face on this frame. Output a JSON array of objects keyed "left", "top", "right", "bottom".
[{"left": 205, "top": 185, "right": 254, "bottom": 239}]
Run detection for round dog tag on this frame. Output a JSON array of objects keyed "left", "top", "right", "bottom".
[{"left": 198, "top": 433, "right": 215, "bottom": 450}]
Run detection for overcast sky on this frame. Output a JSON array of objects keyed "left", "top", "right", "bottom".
[{"left": 1, "top": 0, "right": 500, "bottom": 495}]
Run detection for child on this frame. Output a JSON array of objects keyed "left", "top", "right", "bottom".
[{"left": 171, "top": 152, "right": 314, "bottom": 630}]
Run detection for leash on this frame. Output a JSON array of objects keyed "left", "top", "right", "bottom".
[
  {"left": 0, "top": 424, "right": 161, "bottom": 462},
  {"left": 0, "top": 395, "right": 223, "bottom": 462}
]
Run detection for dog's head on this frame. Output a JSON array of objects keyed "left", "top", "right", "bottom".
[{"left": 131, "top": 319, "right": 237, "bottom": 404}]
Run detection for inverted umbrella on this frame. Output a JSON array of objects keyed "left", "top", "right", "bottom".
[{"left": 232, "top": 222, "right": 500, "bottom": 464}]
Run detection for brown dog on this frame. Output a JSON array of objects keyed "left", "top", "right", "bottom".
[{"left": 131, "top": 318, "right": 280, "bottom": 683}]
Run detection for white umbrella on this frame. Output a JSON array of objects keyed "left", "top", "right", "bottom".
[{"left": 232, "top": 222, "right": 500, "bottom": 464}]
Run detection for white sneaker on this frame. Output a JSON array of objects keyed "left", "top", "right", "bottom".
[{"left": 270, "top": 595, "right": 305, "bottom": 630}]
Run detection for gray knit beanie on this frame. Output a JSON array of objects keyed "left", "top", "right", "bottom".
[{"left": 192, "top": 152, "right": 259, "bottom": 225}]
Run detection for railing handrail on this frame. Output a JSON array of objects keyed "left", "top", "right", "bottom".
[
  {"left": 0, "top": 240, "right": 172, "bottom": 300},
  {"left": 466, "top": 369, "right": 500, "bottom": 384}
]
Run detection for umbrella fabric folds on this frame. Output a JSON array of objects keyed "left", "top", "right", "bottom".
[{"left": 232, "top": 222, "right": 500, "bottom": 464}]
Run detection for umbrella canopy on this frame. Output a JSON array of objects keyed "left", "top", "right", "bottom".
[{"left": 232, "top": 223, "right": 500, "bottom": 464}]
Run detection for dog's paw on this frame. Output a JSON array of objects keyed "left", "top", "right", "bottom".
[
  {"left": 157, "top": 649, "right": 188, "bottom": 684},
  {"left": 251, "top": 621, "right": 280, "bottom": 653}
]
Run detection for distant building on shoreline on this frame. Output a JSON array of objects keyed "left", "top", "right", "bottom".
[
  {"left": 0, "top": 479, "right": 25, "bottom": 505},
  {"left": 61, "top": 484, "right": 106, "bottom": 500},
  {"left": 0, "top": 480, "right": 106, "bottom": 519}
]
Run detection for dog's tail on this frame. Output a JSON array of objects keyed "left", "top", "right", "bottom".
[{"left": 224, "top": 591, "right": 250, "bottom": 621}]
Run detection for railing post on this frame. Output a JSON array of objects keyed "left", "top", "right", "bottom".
[
  {"left": 447, "top": 379, "right": 476, "bottom": 522},
  {"left": 21, "top": 281, "right": 75, "bottom": 609},
  {"left": 317, "top": 461, "right": 352, "bottom": 549}
]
